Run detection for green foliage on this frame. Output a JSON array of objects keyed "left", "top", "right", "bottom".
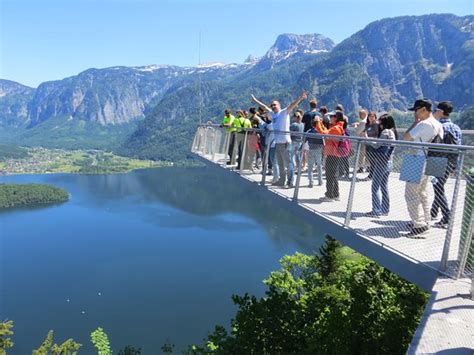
[
  {"left": 0, "top": 116, "right": 140, "bottom": 152},
  {"left": 388, "top": 109, "right": 415, "bottom": 128},
  {"left": 315, "top": 236, "right": 344, "bottom": 279},
  {"left": 0, "top": 183, "right": 69, "bottom": 209},
  {"left": 90, "top": 327, "right": 112, "bottom": 355},
  {"left": 0, "top": 144, "right": 29, "bottom": 161},
  {"left": 0, "top": 320, "right": 14, "bottom": 354},
  {"left": 51, "top": 339, "right": 82, "bottom": 355},
  {"left": 33, "top": 330, "right": 81, "bottom": 355},
  {"left": 188, "top": 236, "right": 429, "bottom": 354},
  {"left": 32, "top": 330, "right": 54, "bottom": 355}
]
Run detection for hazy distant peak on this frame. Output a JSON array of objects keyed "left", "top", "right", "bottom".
[{"left": 244, "top": 55, "right": 259, "bottom": 64}]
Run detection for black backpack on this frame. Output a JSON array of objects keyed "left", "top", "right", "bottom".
[{"left": 427, "top": 132, "right": 459, "bottom": 169}]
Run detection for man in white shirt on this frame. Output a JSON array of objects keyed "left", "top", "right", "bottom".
[
  {"left": 403, "top": 98, "right": 444, "bottom": 237},
  {"left": 251, "top": 92, "right": 307, "bottom": 186}
]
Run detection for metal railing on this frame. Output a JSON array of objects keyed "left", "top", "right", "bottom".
[{"left": 192, "top": 124, "right": 474, "bottom": 280}]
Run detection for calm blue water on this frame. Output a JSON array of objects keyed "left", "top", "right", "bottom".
[{"left": 0, "top": 167, "right": 325, "bottom": 353}]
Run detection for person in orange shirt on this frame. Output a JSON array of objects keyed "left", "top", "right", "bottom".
[{"left": 315, "top": 111, "right": 345, "bottom": 200}]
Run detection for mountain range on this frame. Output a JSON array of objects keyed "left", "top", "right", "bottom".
[{"left": 0, "top": 14, "right": 472, "bottom": 160}]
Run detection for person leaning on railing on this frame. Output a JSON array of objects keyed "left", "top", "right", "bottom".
[
  {"left": 315, "top": 111, "right": 345, "bottom": 201},
  {"left": 403, "top": 98, "right": 444, "bottom": 238},
  {"left": 234, "top": 110, "right": 251, "bottom": 170},
  {"left": 365, "top": 114, "right": 398, "bottom": 217},
  {"left": 221, "top": 109, "right": 236, "bottom": 164}
]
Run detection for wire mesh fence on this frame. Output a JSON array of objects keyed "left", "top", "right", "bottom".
[{"left": 192, "top": 124, "right": 474, "bottom": 279}]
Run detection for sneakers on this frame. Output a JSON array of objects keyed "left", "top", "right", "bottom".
[
  {"left": 271, "top": 181, "right": 285, "bottom": 187},
  {"left": 406, "top": 226, "right": 429, "bottom": 239},
  {"left": 434, "top": 221, "right": 448, "bottom": 229},
  {"left": 308, "top": 183, "right": 313, "bottom": 188}
]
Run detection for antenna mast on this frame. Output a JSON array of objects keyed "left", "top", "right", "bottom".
[{"left": 198, "top": 30, "right": 202, "bottom": 124}]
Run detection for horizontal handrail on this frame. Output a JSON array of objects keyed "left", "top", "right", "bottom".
[{"left": 197, "top": 123, "right": 474, "bottom": 152}]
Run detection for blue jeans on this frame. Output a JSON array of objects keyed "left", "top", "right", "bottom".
[
  {"left": 288, "top": 141, "right": 302, "bottom": 185},
  {"left": 269, "top": 147, "right": 280, "bottom": 182},
  {"left": 307, "top": 145, "right": 323, "bottom": 185},
  {"left": 371, "top": 160, "right": 391, "bottom": 214}
]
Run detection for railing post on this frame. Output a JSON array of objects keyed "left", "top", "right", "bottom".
[
  {"left": 261, "top": 139, "right": 271, "bottom": 186},
  {"left": 191, "top": 127, "right": 199, "bottom": 153},
  {"left": 441, "top": 152, "right": 466, "bottom": 272},
  {"left": 344, "top": 140, "right": 362, "bottom": 226},
  {"left": 239, "top": 130, "right": 249, "bottom": 174},
  {"left": 202, "top": 127, "right": 208, "bottom": 156},
  {"left": 223, "top": 131, "right": 231, "bottom": 167},
  {"left": 230, "top": 133, "right": 238, "bottom": 166},
  {"left": 457, "top": 211, "right": 473, "bottom": 278},
  {"left": 211, "top": 128, "right": 219, "bottom": 162},
  {"left": 471, "top": 270, "right": 474, "bottom": 300},
  {"left": 455, "top": 155, "right": 473, "bottom": 278},
  {"left": 293, "top": 138, "right": 306, "bottom": 202}
]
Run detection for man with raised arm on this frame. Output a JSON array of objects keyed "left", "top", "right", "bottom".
[{"left": 251, "top": 92, "right": 307, "bottom": 187}]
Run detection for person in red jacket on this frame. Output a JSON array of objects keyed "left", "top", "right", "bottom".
[{"left": 315, "top": 111, "right": 345, "bottom": 200}]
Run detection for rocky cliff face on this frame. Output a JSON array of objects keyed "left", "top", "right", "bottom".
[
  {"left": 28, "top": 66, "right": 235, "bottom": 126},
  {"left": 256, "top": 33, "right": 335, "bottom": 70},
  {"left": 300, "top": 14, "right": 474, "bottom": 112},
  {"left": 0, "top": 80, "right": 35, "bottom": 127},
  {"left": 1, "top": 33, "right": 330, "bottom": 128},
  {"left": 26, "top": 64, "right": 247, "bottom": 126}
]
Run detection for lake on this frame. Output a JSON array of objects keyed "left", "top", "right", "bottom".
[{"left": 0, "top": 167, "right": 325, "bottom": 353}]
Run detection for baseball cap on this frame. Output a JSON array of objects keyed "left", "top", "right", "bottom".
[
  {"left": 436, "top": 101, "right": 454, "bottom": 116},
  {"left": 408, "top": 98, "right": 432, "bottom": 111}
]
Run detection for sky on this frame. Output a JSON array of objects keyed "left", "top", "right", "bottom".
[{"left": 1, "top": 0, "right": 472, "bottom": 87}]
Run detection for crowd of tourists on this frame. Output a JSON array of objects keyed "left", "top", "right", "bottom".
[{"left": 219, "top": 94, "right": 462, "bottom": 238}]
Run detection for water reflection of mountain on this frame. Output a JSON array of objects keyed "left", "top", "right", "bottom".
[{"left": 53, "top": 168, "right": 324, "bottom": 252}]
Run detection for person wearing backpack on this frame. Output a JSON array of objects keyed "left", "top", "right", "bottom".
[
  {"left": 430, "top": 101, "right": 462, "bottom": 229},
  {"left": 403, "top": 99, "right": 444, "bottom": 238},
  {"left": 338, "top": 117, "right": 352, "bottom": 178},
  {"left": 316, "top": 111, "right": 345, "bottom": 200}
]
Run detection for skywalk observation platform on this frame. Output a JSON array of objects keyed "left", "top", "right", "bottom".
[{"left": 191, "top": 124, "right": 474, "bottom": 353}]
